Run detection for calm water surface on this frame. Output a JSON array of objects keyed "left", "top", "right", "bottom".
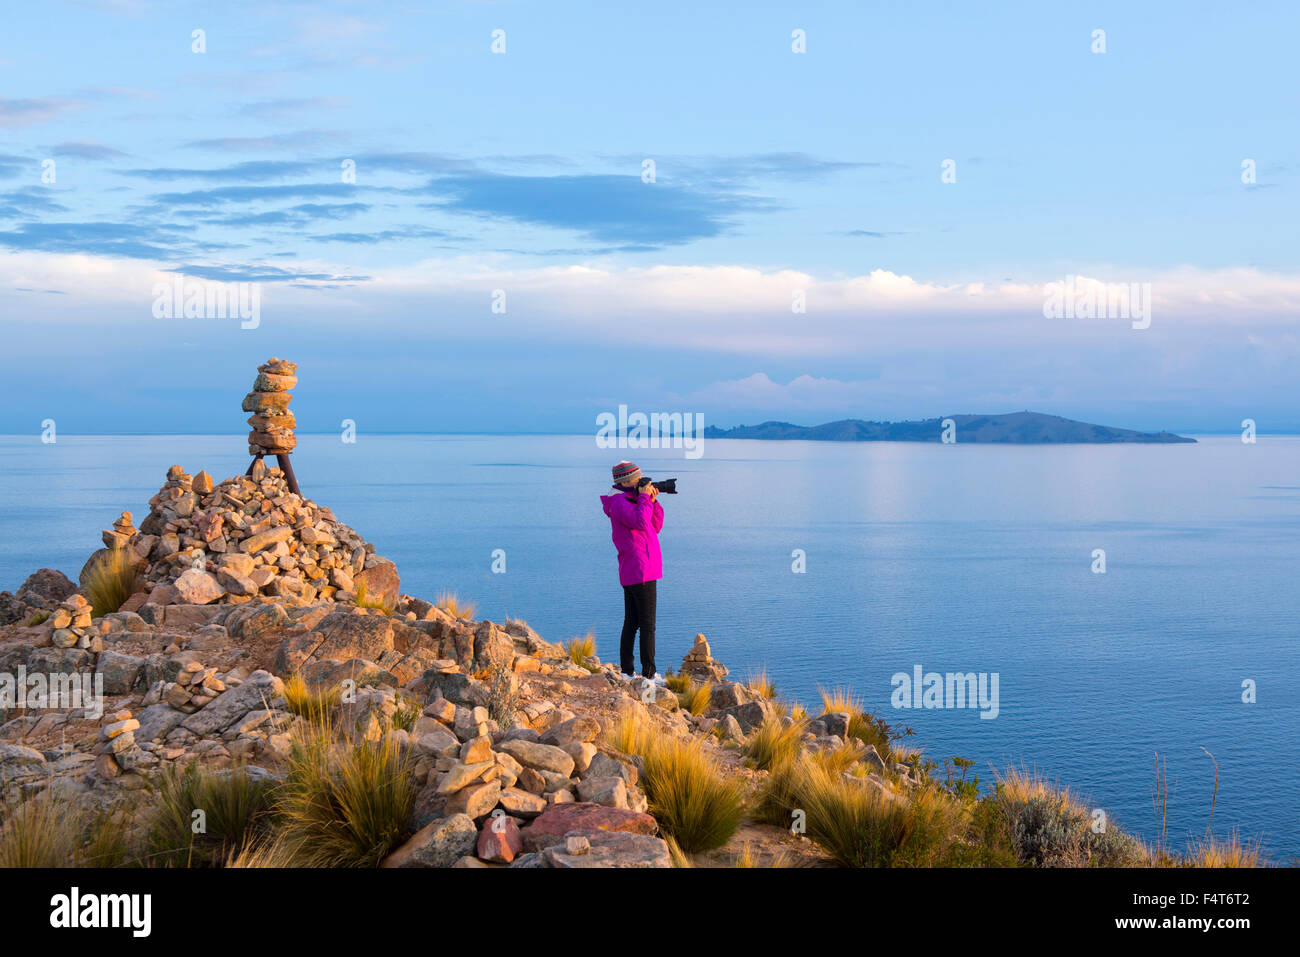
[{"left": 1, "top": 433, "right": 1296, "bottom": 860}]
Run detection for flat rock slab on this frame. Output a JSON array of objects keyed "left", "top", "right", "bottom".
[
  {"left": 520, "top": 801, "right": 657, "bottom": 853},
  {"left": 541, "top": 829, "right": 672, "bottom": 868}
]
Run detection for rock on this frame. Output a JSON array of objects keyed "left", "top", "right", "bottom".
[
  {"left": 562, "top": 741, "right": 597, "bottom": 773},
  {"left": 497, "top": 739, "right": 575, "bottom": 777},
  {"left": 227, "top": 602, "right": 289, "bottom": 641},
  {"left": 476, "top": 814, "right": 523, "bottom": 863},
  {"left": 240, "top": 525, "right": 294, "bottom": 555},
  {"left": 216, "top": 567, "right": 258, "bottom": 597},
  {"left": 0, "top": 744, "right": 46, "bottom": 768},
  {"left": 0, "top": 568, "right": 77, "bottom": 624},
  {"left": 520, "top": 802, "right": 657, "bottom": 853},
  {"left": 276, "top": 611, "right": 394, "bottom": 673},
  {"left": 173, "top": 569, "right": 226, "bottom": 605},
  {"left": 95, "top": 650, "right": 146, "bottom": 695},
  {"left": 541, "top": 830, "right": 672, "bottom": 868},
  {"left": 497, "top": 786, "right": 547, "bottom": 818},
  {"left": 416, "top": 725, "right": 460, "bottom": 756},
  {"left": 709, "top": 681, "right": 753, "bottom": 711},
  {"left": 680, "top": 632, "right": 728, "bottom": 682},
  {"left": 820, "top": 712, "right": 851, "bottom": 738},
  {"left": 715, "top": 699, "right": 773, "bottom": 733},
  {"left": 422, "top": 669, "right": 489, "bottom": 709},
  {"left": 437, "top": 760, "right": 494, "bottom": 794},
  {"left": 381, "top": 814, "right": 478, "bottom": 868},
  {"left": 862, "top": 744, "right": 888, "bottom": 773},
  {"left": 540, "top": 715, "right": 601, "bottom": 748},
  {"left": 353, "top": 560, "right": 400, "bottom": 609},
  {"left": 577, "top": 775, "right": 628, "bottom": 809},
  {"left": 471, "top": 620, "right": 514, "bottom": 672},
  {"left": 444, "top": 778, "right": 501, "bottom": 819},
  {"left": 459, "top": 735, "right": 493, "bottom": 764},
  {"left": 582, "top": 751, "right": 639, "bottom": 786},
  {"left": 517, "top": 766, "right": 547, "bottom": 794},
  {"left": 180, "top": 670, "right": 283, "bottom": 736},
  {"left": 718, "top": 714, "right": 744, "bottom": 740}
]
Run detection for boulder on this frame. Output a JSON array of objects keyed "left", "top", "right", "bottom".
[
  {"left": 381, "top": 814, "right": 478, "bottom": 868},
  {"left": 472, "top": 620, "right": 514, "bottom": 672},
  {"left": 576, "top": 775, "right": 628, "bottom": 809},
  {"left": 476, "top": 815, "right": 523, "bottom": 863},
  {"left": 444, "top": 778, "right": 501, "bottom": 819},
  {"left": 540, "top": 829, "right": 672, "bottom": 868},
  {"left": 497, "top": 739, "right": 575, "bottom": 778},
  {"left": 497, "top": 786, "right": 547, "bottom": 818},
  {"left": 227, "top": 602, "right": 290, "bottom": 641},
  {"left": 354, "top": 560, "right": 400, "bottom": 609},
  {"left": 520, "top": 802, "right": 657, "bottom": 853},
  {"left": 714, "top": 699, "right": 774, "bottom": 733},
  {"left": 540, "top": 715, "right": 601, "bottom": 748},
  {"left": 95, "top": 650, "right": 146, "bottom": 695},
  {"left": 173, "top": 569, "right": 225, "bottom": 605}
]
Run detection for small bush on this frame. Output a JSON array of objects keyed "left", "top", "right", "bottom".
[
  {"left": 565, "top": 632, "right": 596, "bottom": 667},
  {"left": 436, "top": 592, "right": 476, "bottom": 621},
  {"left": 665, "top": 670, "right": 696, "bottom": 696},
  {"left": 282, "top": 673, "right": 340, "bottom": 723},
  {"left": 390, "top": 694, "right": 421, "bottom": 732},
  {"left": 23, "top": 610, "right": 50, "bottom": 626},
  {"left": 606, "top": 715, "right": 745, "bottom": 853},
  {"left": 276, "top": 718, "right": 415, "bottom": 867},
  {"left": 745, "top": 667, "right": 776, "bottom": 700},
  {"left": 84, "top": 548, "right": 139, "bottom": 618},
  {"left": 1007, "top": 794, "right": 1091, "bottom": 867},
  {"left": 1186, "top": 832, "right": 1260, "bottom": 868},
  {"left": 0, "top": 794, "right": 90, "bottom": 867},
  {"left": 677, "top": 681, "right": 713, "bottom": 716},
  {"left": 743, "top": 715, "right": 807, "bottom": 772},
  {"left": 145, "top": 763, "right": 274, "bottom": 867}
]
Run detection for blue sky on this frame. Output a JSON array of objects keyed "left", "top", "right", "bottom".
[{"left": 2, "top": 0, "right": 1297, "bottom": 434}]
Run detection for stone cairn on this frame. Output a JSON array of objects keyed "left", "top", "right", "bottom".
[
  {"left": 679, "top": 633, "right": 729, "bottom": 683},
  {"left": 79, "top": 463, "right": 399, "bottom": 610},
  {"left": 243, "top": 357, "right": 297, "bottom": 456},
  {"left": 48, "top": 592, "right": 102, "bottom": 652},
  {"left": 161, "top": 660, "right": 226, "bottom": 713}
]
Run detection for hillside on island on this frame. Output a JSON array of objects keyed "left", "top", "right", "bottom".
[{"left": 704, "top": 411, "right": 1196, "bottom": 444}]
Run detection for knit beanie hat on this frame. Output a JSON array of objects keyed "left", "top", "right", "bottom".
[{"left": 612, "top": 461, "right": 642, "bottom": 485}]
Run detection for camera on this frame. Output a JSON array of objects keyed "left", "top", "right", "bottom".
[{"left": 638, "top": 476, "right": 677, "bottom": 494}]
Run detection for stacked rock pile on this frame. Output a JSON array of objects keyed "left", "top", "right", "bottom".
[
  {"left": 95, "top": 708, "right": 150, "bottom": 774},
  {"left": 81, "top": 463, "right": 399, "bottom": 610},
  {"left": 102, "top": 512, "right": 136, "bottom": 550},
  {"left": 243, "top": 358, "right": 297, "bottom": 455},
  {"left": 679, "top": 633, "right": 729, "bottom": 682},
  {"left": 49, "top": 593, "right": 102, "bottom": 652},
  {"left": 161, "top": 660, "right": 226, "bottom": 713}
]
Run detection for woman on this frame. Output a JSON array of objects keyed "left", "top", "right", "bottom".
[{"left": 600, "top": 460, "right": 665, "bottom": 683}]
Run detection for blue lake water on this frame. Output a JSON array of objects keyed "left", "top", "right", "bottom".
[{"left": 1, "top": 432, "right": 1297, "bottom": 861}]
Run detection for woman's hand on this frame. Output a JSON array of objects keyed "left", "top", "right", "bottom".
[{"left": 643, "top": 482, "right": 658, "bottom": 501}]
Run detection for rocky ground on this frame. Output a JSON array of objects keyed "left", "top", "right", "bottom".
[{"left": 0, "top": 464, "right": 919, "bottom": 867}]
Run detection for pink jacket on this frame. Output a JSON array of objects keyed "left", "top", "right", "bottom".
[{"left": 600, "top": 484, "right": 664, "bottom": 586}]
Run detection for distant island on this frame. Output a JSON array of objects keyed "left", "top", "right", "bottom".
[{"left": 703, "top": 411, "right": 1196, "bottom": 444}]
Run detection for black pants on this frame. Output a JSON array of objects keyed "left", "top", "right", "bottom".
[{"left": 620, "top": 580, "right": 657, "bottom": 677}]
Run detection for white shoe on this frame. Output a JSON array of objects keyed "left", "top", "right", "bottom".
[{"left": 650, "top": 673, "right": 666, "bottom": 686}]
